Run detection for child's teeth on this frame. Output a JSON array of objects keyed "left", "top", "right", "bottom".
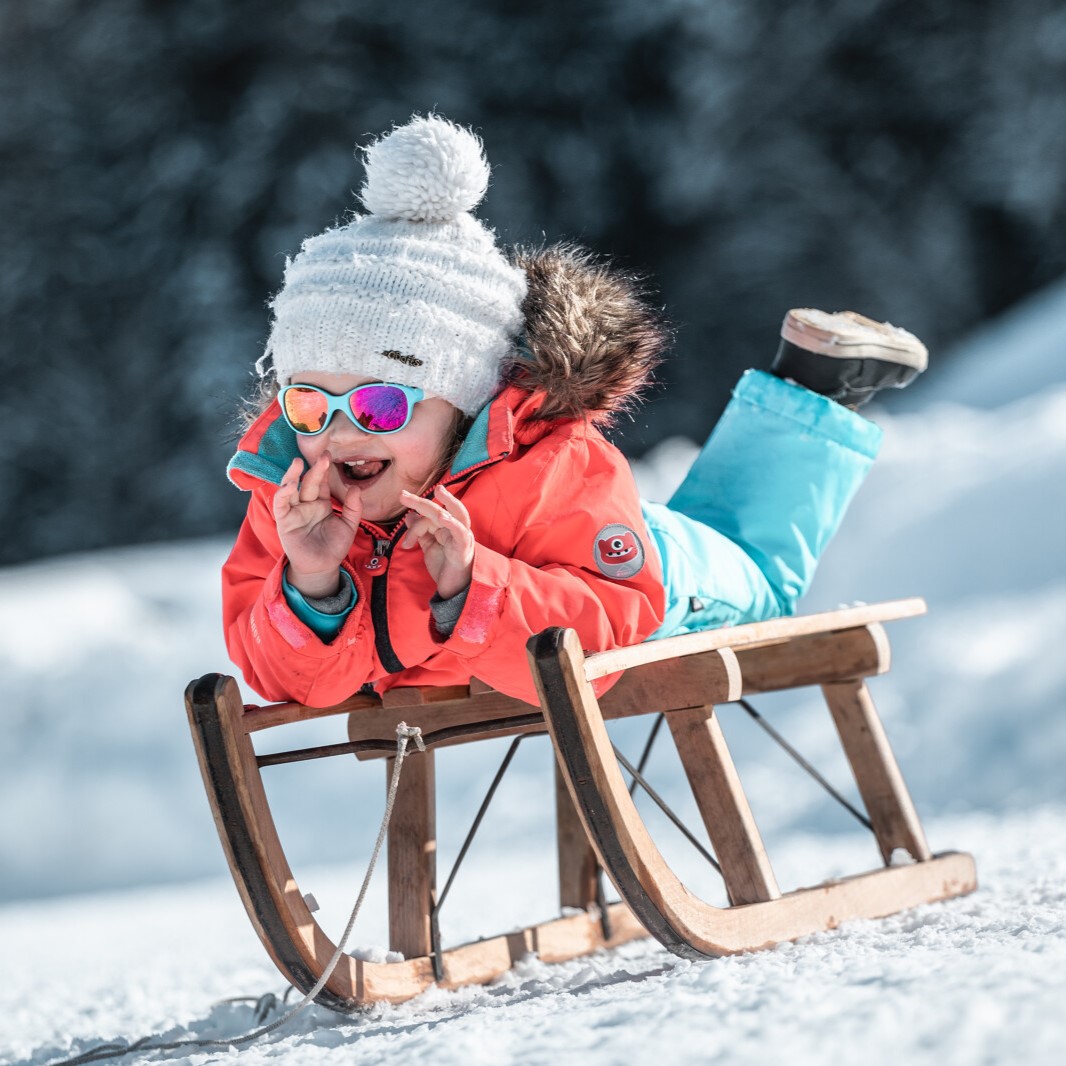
[{"left": 342, "top": 458, "right": 385, "bottom": 480}]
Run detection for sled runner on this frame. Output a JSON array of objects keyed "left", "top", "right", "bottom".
[{"left": 186, "top": 598, "right": 976, "bottom": 1010}]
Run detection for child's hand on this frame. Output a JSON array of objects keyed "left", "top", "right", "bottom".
[
  {"left": 400, "top": 486, "right": 475, "bottom": 601},
  {"left": 273, "top": 453, "right": 362, "bottom": 598}
]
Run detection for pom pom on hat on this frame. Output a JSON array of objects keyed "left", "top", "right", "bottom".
[{"left": 360, "top": 114, "right": 491, "bottom": 223}]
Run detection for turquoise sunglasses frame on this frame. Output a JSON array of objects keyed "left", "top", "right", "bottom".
[{"left": 278, "top": 382, "right": 426, "bottom": 436}]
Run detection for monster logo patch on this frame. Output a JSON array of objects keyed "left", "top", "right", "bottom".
[{"left": 593, "top": 523, "right": 646, "bottom": 580}]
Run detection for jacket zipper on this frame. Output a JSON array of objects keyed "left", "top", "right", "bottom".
[{"left": 366, "top": 532, "right": 405, "bottom": 674}]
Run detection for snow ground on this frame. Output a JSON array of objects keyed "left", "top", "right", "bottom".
[
  {"left": 4, "top": 806, "right": 1065, "bottom": 1066},
  {"left": 2, "top": 285, "right": 1065, "bottom": 1063}
]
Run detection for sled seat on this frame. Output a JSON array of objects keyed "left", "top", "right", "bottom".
[{"left": 185, "top": 597, "right": 976, "bottom": 1010}]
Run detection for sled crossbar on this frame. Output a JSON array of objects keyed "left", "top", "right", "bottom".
[{"left": 186, "top": 596, "right": 976, "bottom": 1010}]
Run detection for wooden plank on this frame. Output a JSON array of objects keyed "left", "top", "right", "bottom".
[
  {"left": 736, "top": 625, "right": 890, "bottom": 694},
  {"left": 822, "top": 680, "right": 932, "bottom": 863},
  {"left": 243, "top": 690, "right": 381, "bottom": 733},
  {"left": 607, "top": 645, "right": 743, "bottom": 716},
  {"left": 387, "top": 750, "right": 437, "bottom": 959},
  {"left": 346, "top": 649, "right": 740, "bottom": 759},
  {"left": 429, "top": 901, "right": 645, "bottom": 990},
  {"left": 350, "top": 686, "right": 538, "bottom": 757},
  {"left": 555, "top": 760, "right": 599, "bottom": 911},
  {"left": 382, "top": 685, "right": 470, "bottom": 707},
  {"left": 666, "top": 706, "right": 780, "bottom": 905},
  {"left": 584, "top": 599, "right": 926, "bottom": 681}
]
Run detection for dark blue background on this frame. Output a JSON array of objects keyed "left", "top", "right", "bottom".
[{"left": 2, "top": 0, "right": 1064, "bottom": 564}]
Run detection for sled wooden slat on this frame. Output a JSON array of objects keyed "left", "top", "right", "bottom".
[
  {"left": 734, "top": 623, "right": 890, "bottom": 692},
  {"left": 556, "top": 761, "right": 600, "bottom": 910},
  {"left": 242, "top": 691, "right": 380, "bottom": 733},
  {"left": 382, "top": 685, "right": 471, "bottom": 707},
  {"left": 343, "top": 649, "right": 743, "bottom": 760},
  {"left": 387, "top": 750, "right": 438, "bottom": 959},
  {"left": 583, "top": 598, "right": 925, "bottom": 681},
  {"left": 666, "top": 705, "right": 781, "bottom": 906},
  {"left": 822, "top": 679, "right": 932, "bottom": 863},
  {"left": 188, "top": 597, "right": 975, "bottom": 1010}
]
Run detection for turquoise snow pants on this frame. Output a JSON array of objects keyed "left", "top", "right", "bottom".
[{"left": 643, "top": 369, "right": 884, "bottom": 639}]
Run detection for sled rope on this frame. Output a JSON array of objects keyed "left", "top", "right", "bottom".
[
  {"left": 614, "top": 745, "right": 723, "bottom": 874},
  {"left": 614, "top": 698, "right": 878, "bottom": 879},
  {"left": 736, "top": 698, "right": 873, "bottom": 831},
  {"left": 47, "top": 722, "right": 426, "bottom": 1066},
  {"left": 627, "top": 712, "right": 666, "bottom": 797}
]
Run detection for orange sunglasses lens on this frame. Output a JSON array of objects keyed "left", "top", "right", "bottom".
[{"left": 282, "top": 387, "right": 329, "bottom": 434}]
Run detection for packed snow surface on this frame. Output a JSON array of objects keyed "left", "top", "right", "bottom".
[
  {"left": 5, "top": 809, "right": 1065, "bottom": 1066},
  {"left": 3, "top": 288, "right": 1065, "bottom": 1063}
]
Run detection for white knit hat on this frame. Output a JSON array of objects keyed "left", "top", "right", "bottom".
[{"left": 262, "top": 115, "right": 528, "bottom": 417}]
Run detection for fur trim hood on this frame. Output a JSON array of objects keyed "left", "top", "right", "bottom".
[{"left": 504, "top": 244, "right": 670, "bottom": 425}]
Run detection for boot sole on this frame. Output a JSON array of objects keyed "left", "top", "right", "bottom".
[{"left": 781, "top": 309, "right": 928, "bottom": 372}]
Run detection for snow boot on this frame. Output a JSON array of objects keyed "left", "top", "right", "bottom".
[{"left": 772, "top": 308, "right": 928, "bottom": 408}]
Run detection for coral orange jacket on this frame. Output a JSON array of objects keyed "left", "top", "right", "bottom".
[{"left": 223, "top": 385, "right": 666, "bottom": 708}]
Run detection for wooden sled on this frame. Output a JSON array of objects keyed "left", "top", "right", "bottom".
[{"left": 186, "top": 598, "right": 976, "bottom": 1010}]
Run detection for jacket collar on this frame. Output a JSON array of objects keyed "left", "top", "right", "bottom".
[{"left": 226, "top": 401, "right": 301, "bottom": 490}]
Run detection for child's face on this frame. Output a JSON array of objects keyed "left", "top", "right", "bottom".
[{"left": 289, "top": 371, "right": 459, "bottom": 524}]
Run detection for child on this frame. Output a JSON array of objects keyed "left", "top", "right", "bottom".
[{"left": 223, "top": 115, "right": 927, "bottom": 708}]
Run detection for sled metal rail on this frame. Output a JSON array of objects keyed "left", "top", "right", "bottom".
[{"left": 186, "top": 596, "right": 976, "bottom": 1010}]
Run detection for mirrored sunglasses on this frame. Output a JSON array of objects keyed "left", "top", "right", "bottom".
[{"left": 278, "top": 382, "right": 426, "bottom": 436}]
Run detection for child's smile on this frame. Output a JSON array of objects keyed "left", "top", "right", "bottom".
[
  {"left": 338, "top": 455, "right": 390, "bottom": 484},
  {"left": 289, "top": 371, "right": 458, "bottom": 525}
]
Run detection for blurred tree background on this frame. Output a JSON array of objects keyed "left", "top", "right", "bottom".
[{"left": 2, "top": 0, "right": 1065, "bottom": 565}]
